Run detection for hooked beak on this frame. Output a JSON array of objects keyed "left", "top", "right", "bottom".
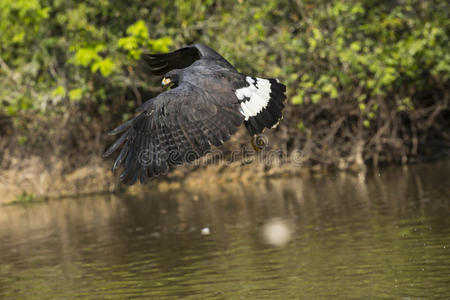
[{"left": 161, "top": 77, "right": 171, "bottom": 87}]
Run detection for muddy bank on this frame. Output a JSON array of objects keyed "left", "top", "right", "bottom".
[
  {"left": 0, "top": 156, "right": 114, "bottom": 204},
  {"left": 0, "top": 145, "right": 347, "bottom": 205}
]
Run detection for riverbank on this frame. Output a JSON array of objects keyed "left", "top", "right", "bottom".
[
  {"left": 1, "top": 108, "right": 448, "bottom": 205},
  {"left": 1, "top": 142, "right": 363, "bottom": 205}
]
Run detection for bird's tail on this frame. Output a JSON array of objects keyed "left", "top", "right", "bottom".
[{"left": 235, "top": 76, "right": 286, "bottom": 136}]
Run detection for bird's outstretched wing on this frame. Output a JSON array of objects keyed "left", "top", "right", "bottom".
[
  {"left": 103, "top": 82, "right": 244, "bottom": 184},
  {"left": 143, "top": 46, "right": 201, "bottom": 76},
  {"left": 142, "top": 43, "right": 236, "bottom": 76}
]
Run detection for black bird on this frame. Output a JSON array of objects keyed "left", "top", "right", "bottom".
[{"left": 104, "top": 43, "right": 286, "bottom": 184}]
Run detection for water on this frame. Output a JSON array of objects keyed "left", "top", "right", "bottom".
[{"left": 0, "top": 161, "right": 449, "bottom": 299}]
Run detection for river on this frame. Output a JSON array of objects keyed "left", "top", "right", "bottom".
[{"left": 0, "top": 160, "right": 449, "bottom": 298}]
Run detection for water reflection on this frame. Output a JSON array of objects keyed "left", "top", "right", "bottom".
[{"left": 0, "top": 161, "right": 449, "bottom": 298}]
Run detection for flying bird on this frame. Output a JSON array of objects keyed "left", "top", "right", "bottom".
[{"left": 104, "top": 43, "right": 286, "bottom": 184}]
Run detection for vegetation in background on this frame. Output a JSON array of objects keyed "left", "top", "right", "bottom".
[
  {"left": 1, "top": 0, "right": 449, "bottom": 170},
  {"left": 8, "top": 192, "right": 44, "bottom": 205}
]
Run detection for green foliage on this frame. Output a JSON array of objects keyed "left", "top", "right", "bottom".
[
  {"left": 68, "top": 88, "right": 83, "bottom": 102},
  {"left": 284, "top": 1, "right": 449, "bottom": 120},
  {"left": 118, "top": 20, "right": 172, "bottom": 60},
  {"left": 0, "top": 0, "right": 448, "bottom": 138},
  {"left": 0, "top": 0, "right": 50, "bottom": 49},
  {"left": 0, "top": 0, "right": 174, "bottom": 117},
  {"left": 9, "top": 192, "right": 41, "bottom": 205}
]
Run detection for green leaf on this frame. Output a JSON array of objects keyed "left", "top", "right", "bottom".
[
  {"left": 350, "top": 42, "right": 361, "bottom": 52},
  {"left": 91, "top": 58, "right": 115, "bottom": 77},
  {"left": 359, "top": 103, "right": 366, "bottom": 112},
  {"left": 51, "top": 86, "right": 66, "bottom": 97},
  {"left": 292, "top": 92, "right": 304, "bottom": 105},
  {"left": 73, "top": 48, "right": 100, "bottom": 67},
  {"left": 126, "top": 20, "right": 149, "bottom": 40},
  {"left": 311, "top": 93, "right": 321, "bottom": 103},
  {"left": 69, "top": 88, "right": 83, "bottom": 101}
]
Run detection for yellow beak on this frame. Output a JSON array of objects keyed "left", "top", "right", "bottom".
[{"left": 162, "top": 77, "right": 171, "bottom": 87}]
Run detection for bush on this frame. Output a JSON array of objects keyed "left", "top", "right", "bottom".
[{"left": 1, "top": 0, "right": 449, "bottom": 166}]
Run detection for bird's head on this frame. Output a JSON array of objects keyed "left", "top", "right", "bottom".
[{"left": 161, "top": 71, "right": 180, "bottom": 88}]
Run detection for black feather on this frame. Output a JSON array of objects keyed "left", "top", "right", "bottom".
[
  {"left": 112, "top": 143, "right": 129, "bottom": 171},
  {"left": 103, "top": 130, "right": 130, "bottom": 157},
  {"left": 108, "top": 118, "right": 134, "bottom": 135},
  {"left": 142, "top": 47, "right": 201, "bottom": 75}
]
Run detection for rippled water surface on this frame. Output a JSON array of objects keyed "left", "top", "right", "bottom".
[{"left": 1, "top": 161, "right": 449, "bottom": 299}]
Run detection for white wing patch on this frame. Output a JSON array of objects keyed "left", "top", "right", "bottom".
[{"left": 235, "top": 76, "right": 272, "bottom": 121}]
